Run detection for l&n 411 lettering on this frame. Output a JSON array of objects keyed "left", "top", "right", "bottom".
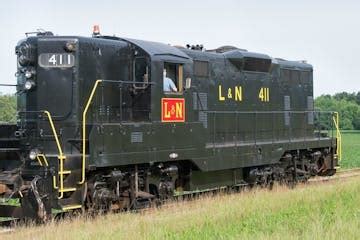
[{"left": 218, "top": 85, "right": 270, "bottom": 102}]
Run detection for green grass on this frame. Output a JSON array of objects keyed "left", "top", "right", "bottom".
[
  {"left": 340, "top": 131, "right": 360, "bottom": 168},
  {"left": 3, "top": 176, "right": 360, "bottom": 240},
  {"left": 0, "top": 198, "right": 20, "bottom": 222}
]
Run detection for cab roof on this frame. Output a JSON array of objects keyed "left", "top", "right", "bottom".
[{"left": 119, "top": 38, "right": 190, "bottom": 60}]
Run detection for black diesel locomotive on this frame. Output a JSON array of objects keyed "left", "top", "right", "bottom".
[{"left": 0, "top": 29, "right": 341, "bottom": 220}]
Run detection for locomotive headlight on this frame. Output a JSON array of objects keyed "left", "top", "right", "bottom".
[
  {"left": 24, "top": 68, "right": 36, "bottom": 79},
  {"left": 24, "top": 80, "right": 36, "bottom": 91},
  {"left": 25, "top": 70, "right": 33, "bottom": 79},
  {"left": 29, "top": 149, "right": 39, "bottom": 160}
]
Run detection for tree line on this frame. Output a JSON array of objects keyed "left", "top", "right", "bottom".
[
  {"left": 315, "top": 92, "right": 360, "bottom": 130},
  {"left": 0, "top": 93, "right": 16, "bottom": 123},
  {"left": 0, "top": 92, "right": 359, "bottom": 129}
]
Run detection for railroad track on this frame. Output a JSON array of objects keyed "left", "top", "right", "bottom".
[
  {"left": 1, "top": 167, "right": 360, "bottom": 235},
  {"left": 309, "top": 167, "right": 360, "bottom": 183}
]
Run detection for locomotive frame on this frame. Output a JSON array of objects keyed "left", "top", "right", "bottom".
[{"left": 0, "top": 31, "right": 341, "bottom": 221}]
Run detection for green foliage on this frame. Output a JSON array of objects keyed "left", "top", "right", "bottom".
[
  {"left": 0, "top": 93, "right": 16, "bottom": 123},
  {"left": 333, "top": 91, "right": 360, "bottom": 105},
  {"left": 315, "top": 92, "right": 360, "bottom": 130},
  {"left": 340, "top": 131, "right": 360, "bottom": 168}
]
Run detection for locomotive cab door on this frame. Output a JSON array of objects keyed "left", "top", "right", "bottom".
[
  {"left": 161, "top": 61, "right": 186, "bottom": 124},
  {"left": 154, "top": 59, "right": 207, "bottom": 162}
]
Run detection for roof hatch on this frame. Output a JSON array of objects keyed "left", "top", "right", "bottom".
[{"left": 224, "top": 50, "right": 272, "bottom": 72}]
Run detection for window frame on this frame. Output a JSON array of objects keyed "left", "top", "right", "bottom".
[
  {"left": 133, "top": 56, "right": 150, "bottom": 90},
  {"left": 163, "top": 62, "right": 184, "bottom": 95},
  {"left": 193, "top": 60, "right": 209, "bottom": 78}
]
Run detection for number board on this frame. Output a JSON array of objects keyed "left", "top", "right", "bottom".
[{"left": 38, "top": 53, "right": 75, "bottom": 68}]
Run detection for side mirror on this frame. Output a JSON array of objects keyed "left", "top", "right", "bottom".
[{"left": 185, "top": 77, "right": 192, "bottom": 89}]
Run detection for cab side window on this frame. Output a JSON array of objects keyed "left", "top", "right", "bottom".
[
  {"left": 133, "top": 57, "right": 149, "bottom": 89},
  {"left": 163, "top": 62, "right": 183, "bottom": 94},
  {"left": 130, "top": 56, "right": 151, "bottom": 121}
]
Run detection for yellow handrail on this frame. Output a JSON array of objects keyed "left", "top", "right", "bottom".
[
  {"left": 44, "top": 111, "right": 66, "bottom": 198},
  {"left": 332, "top": 112, "right": 342, "bottom": 161},
  {"left": 44, "top": 111, "right": 64, "bottom": 157},
  {"left": 79, "top": 80, "right": 103, "bottom": 184}
]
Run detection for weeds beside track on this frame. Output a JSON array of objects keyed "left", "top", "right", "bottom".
[{"left": 1, "top": 172, "right": 360, "bottom": 240}]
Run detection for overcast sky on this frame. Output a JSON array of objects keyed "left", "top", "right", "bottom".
[{"left": 0, "top": 0, "right": 359, "bottom": 96}]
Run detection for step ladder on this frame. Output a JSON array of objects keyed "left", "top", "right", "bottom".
[
  {"left": 42, "top": 111, "right": 85, "bottom": 211},
  {"left": 37, "top": 154, "right": 84, "bottom": 211}
]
